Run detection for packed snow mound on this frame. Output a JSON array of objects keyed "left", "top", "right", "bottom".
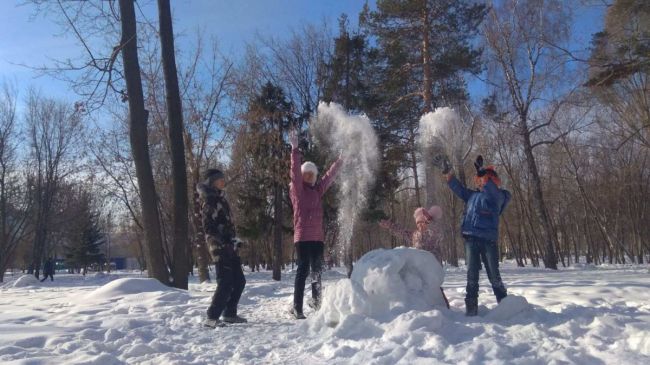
[
  {"left": 319, "top": 279, "right": 374, "bottom": 328},
  {"left": 84, "top": 278, "right": 177, "bottom": 301},
  {"left": 484, "top": 295, "right": 531, "bottom": 321},
  {"left": 313, "top": 247, "right": 446, "bottom": 329},
  {"left": 351, "top": 247, "right": 445, "bottom": 313},
  {"left": 10, "top": 274, "right": 41, "bottom": 288}
]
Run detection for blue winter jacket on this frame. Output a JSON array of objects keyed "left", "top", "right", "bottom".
[{"left": 448, "top": 176, "right": 511, "bottom": 242}]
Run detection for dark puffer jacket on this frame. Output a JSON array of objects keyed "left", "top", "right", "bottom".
[
  {"left": 197, "top": 183, "right": 236, "bottom": 263},
  {"left": 448, "top": 176, "right": 511, "bottom": 242}
]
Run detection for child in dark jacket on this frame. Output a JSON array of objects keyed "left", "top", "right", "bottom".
[
  {"left": 443, "top": 155, "right": 512, "bottom": 316},
  {"left": 197, "top": 169, "right": 247, "bottom": 327}
]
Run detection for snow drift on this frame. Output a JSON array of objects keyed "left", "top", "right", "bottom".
[
  {"left": 84, "top": 278, "right": 184, "bottom": 302},
  {"left": 10, "top": 274, "right": 41, "bottom": 288},
  {"left": 2, "top": 265, "right": 649, "bottom": 364}
]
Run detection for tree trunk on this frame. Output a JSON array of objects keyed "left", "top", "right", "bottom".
[
  {"left": 185, "top": 134, "right": 211, "bottom": 282},
  {"left": 409, "top": 138, "right": 422, "bottom": 206},
  {"left": 191, "top": 189, "right": 212, "bottom": 282},
  {"left": 421, "top": 6, "right": 433, "bottom": 114},
  {"left": 271, "top": 112, "right": 285, "bottom": 281},
  {"left": 520, "top": 124, "right": 558, "bottom": 269},
  {"left": 32, "top": 207, "right": 48, "bottom": 279},
  {"left": 157, "top": 0, "right": 190, "bottom": 290},
  {"left": 119, "top": 0, "right": 169, "bottom": 284},
  {"left": 272, "top": 183, "right": 283, "bottom": 281},
  {"left": 421, "top": 2, "right": 437, "bottom": 209}
]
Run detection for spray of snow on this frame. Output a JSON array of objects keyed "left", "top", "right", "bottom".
[
  {"left": 418, "top": 107, "right": 460, "bottom": 162},
  {"left": 311, "top": 102, "right": 379, "bottom": 254}
]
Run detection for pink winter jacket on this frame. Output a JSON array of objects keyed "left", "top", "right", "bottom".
[
  {"left": 382, "top": 221, "right": 443, "bottom": 263},
  {"left": 290, "top": 147, "right": 342, "bottom": 243}
]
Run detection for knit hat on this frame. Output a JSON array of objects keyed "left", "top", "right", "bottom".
[
  {"left": 203, "top": 168, "right": 225, "bottom": 185},
  {"left": 414, "top": 205, "right": 443, "bottom": 224},
  {"left": 301, "top": 161, "right": 318, "bottom": 176}
]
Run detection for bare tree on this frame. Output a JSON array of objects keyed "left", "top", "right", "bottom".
[
  {"left": 156, "top": 0, "right": 190, "bottom": 289},
  {"left": 118, "top": 0, "right": 168, "bottom": 284},
  {"left": 181, "top": 40, "right": 236, "bottom": 283},
  {"left": 482, "top": 0, "right": 579, "bottom": 269},
  {"left": 0, "top": 85, "right": 32, "bottom": 282},
  {"left": 26, "top": 91, "right": 83, "bottom": 278}
]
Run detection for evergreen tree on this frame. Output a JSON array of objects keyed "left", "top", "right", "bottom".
[
  {"left": 586, "top": 0, "right": 649, "bottom": 150},
  {"left": 65, "top": 213, "right": 106, "bottom": 275},
  {"left": 362, "top": 0, "right": 487, "bottom": 206},
  {"left": 235, "top": 82, "right": 295, "bottom": 280},
  {"left": 587, "top": 0, "right": 649, "bottom": 87}
]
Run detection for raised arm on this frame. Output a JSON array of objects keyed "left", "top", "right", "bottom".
[
  {"left": 380, "top": 220, "right": 413, "bottom": 242},
  {"left": 319, "top": 156, "right": 343, "bottom": 194},
  {"left": 289, "top": 131, "right": 303, "bottom": 204},
  {"left": 447, "top": 174, "right": 472, "bottom": 202},
  {"left": 290, "top": 147, "right": 303, "bottom": 186}
]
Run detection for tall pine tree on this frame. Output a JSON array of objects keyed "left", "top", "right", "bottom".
[
  {"left": 237, "top": 82, "right": 294, "bottom": 280},
  {"left": 362, "top": 0, "right": 487, "bottom": 206}
]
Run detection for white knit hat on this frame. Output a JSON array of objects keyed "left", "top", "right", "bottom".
[{"left": 301, "top": 161, "right": 318, "bottom": 176}]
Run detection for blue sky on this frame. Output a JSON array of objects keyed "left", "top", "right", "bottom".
[
  {"left": 0, "top": 0, "right": 606, "bottom": 108},
  {"left": 0, "top": 0, "right": 367, "bottom": 105}
]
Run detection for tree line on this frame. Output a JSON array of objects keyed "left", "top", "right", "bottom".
[{"left": 1, "top": 0, "right": 647, "bottom": 285}]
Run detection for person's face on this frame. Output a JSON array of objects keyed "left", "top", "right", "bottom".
[
  {"left": 474, "top": 176, "right": 487, "bottom": 189},
  {"left": 416, "top": 221, "right": 428, "bottom": 232},
  {"left": 303, "top": 171, "right": 316, "bottom": 185},
  {"left": 213, "top": 178, "right": 226, "bottom": 190}
]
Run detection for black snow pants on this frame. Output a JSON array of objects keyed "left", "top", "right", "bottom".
[
  {"left": 293, "top": 241, "right": 324, "bottom": 312},
  {"left": 207, "top": 256, "right": 246, "bottom": 320}
]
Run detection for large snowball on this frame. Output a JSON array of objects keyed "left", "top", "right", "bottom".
[
  {"left": 311, "top": 247, "right": 446, "bottom": 330},
  {"left": 351, "top": 247, "right": 445, "bottom": 313}
]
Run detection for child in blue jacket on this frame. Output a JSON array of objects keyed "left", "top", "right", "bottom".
[{"left": 437, "top": 155, "right": 511, "bottom": 316}]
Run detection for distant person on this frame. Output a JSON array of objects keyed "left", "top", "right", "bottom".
[
  {"left": 289, "top": 130, "right": 343, "bottom": 319},
  {"left": 438, "top": 155, "right": 511, "bottom": 316},
  {"left": 379, "top": 205, "right": 450, "bottom": 308},
  {"left": 40, "top": 258, "right": 55, "bottom": 282},
  {"left": 197, "top": 169, "right": 247, "bottom": 328}
]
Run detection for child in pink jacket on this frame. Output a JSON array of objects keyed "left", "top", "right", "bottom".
[
  {"left": 289, "top": 131, "right": 343, "bottom": 319},
  {"left": 380, "top": 206, "right": 450, "bottom": 308}
]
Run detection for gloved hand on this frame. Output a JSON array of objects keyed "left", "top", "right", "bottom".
[
  {"left": 432, "top": 153, "right": 452, "bottom": 174},
  {"left": 474, "top": 155, "right": 486, "bottom": 176},
  {"left": 441, "top": 157, "right": 452, "bottom": 174},
  {"left": 232, "top": 238, "right": 245, "bottom": 251}
]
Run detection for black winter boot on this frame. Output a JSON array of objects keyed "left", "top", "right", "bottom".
[
  {"left": 290, "top": 307, "right": 306, "bottom": 320},
  {"left": 496, "top": 291, "right": 507, "bottom": 304},
  {"left": 465, "top": 298, "right": 478, "bottom": 317}
]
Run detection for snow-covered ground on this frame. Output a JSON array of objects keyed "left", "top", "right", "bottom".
[{"left": 1, "top": 255, "right": 649, "bottom": 365}]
